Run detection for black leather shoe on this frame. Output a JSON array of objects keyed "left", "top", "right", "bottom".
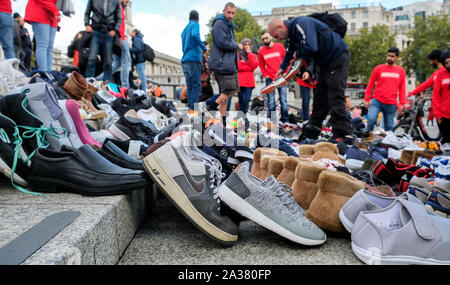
[
  {"left": 28, "top": 145, "right": 149, "bottom": 196},
  {"left": 97, "top": 140, "right": 145, "bottom": 171}
]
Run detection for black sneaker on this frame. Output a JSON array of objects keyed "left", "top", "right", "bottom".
[
  {"left": 108, "top": 117, "right": 159, "bottom": 145},
  {"left": 297, "top": 124, "right": 322, "bottom": 142},
  {"left": 143, "top": 134, "right": 239, "bottom": 245},
  {"left": 0, "top": 114, "right": 31, "bottom": 187},
  {"left": 111, "top": 97, "right": 133, "bottom": 116}
]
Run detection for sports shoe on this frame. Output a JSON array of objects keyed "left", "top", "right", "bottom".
[
  {"left": 218, "top": 161, "right": 326, "bottom": 246},
  {"left": 407, "top": 176, "right": 433, "bottom": 203},
  {"left": 425, "top": 180, "right": 450, "bottom": 218},
  {"left": 351, "top": 198, "right": 450, "bottom": 265},
  {"left": 108, "top": 116, "right": 159, "bottom": 145},
  {"left": 339, "top": 189, "right": 425, "bottom": 233},
  {"left": 143, "top": 135, "right": 238, "bottom": 245}
]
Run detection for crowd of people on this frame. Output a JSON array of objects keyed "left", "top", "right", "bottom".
[{"left": 1, "top": 0, "right": 450, "bottom": 266}]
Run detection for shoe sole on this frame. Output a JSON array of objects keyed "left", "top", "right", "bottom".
[
  {"left": 108, "top": 124, "right": 131, "bottom": 141},
  {"left": 28, "top": 176, "right": 146, "bottom": 196},
  {"left": 143, "top": 153, "right": 238, "bottom": 246},
  {"left": 218, "top": 184, "right": 326, "bottom": 246},
  {"left": 351, "top": 242, "right": 450, "bottom": 265},
  {"left": 338, "top": 209, "right": 353, "bottom": 233},
  {"left": 0, "top": 157, "right": 28, "bottom": 187}
]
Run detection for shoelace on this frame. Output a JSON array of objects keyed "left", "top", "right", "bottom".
[
  {"left": 0, "top": 128, "right": 11, "bottom": 144},
  {"left": 275, "top": 182, "right": 302, "bottom": 215}
]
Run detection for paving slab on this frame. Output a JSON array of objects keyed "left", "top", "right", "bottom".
[
  {"left": 0, "top": 177, "right": 157, "bottom": 265},
  {"left": 118, "top": 196, "right": 363, "bottom": 265}
]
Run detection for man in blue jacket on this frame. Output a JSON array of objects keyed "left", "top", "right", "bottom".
[
  {"left": 207, "top": 2, "right": 243, "bottom": 124},
  {"left": 269, "top": 17, "right": 352, "bottom": 143},
  {"left": 130, "top": 28, "right": 147, "bottom": 92},
  {"left": 181, "top": 10, "right": 207, "bottom": 113}
]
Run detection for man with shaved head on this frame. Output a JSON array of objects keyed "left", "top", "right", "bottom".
[{"left": 268, "top": 16, "right": 351, "bottom": 143}]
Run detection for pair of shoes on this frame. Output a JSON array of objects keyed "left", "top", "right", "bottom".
[
  {"left": 28, "top": 145, "right": 149, "bottom": 196},
  {"left": 143, "top": 132, "right": 239, "bottom": 245},
  {"left": 341, "top": 191, "right": 450, "bottom": 265},
  {"left": 218, "top": 161, "right": 326, "bottom": 246},
  {"left": 251, "top": 147, "right": 287, "bottom": 178}
]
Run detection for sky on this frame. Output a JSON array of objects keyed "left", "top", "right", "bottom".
[{"left": 12, "top": 0, "right": 444, "bottom": 60}]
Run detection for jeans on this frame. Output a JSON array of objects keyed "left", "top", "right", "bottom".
[
  {"left": 265, "top": 78, "right": 288, "bottom": 122},
  {"left": 31, "top": 22, "right": 57, "bottom": 72},
  {"left": 0, "top": 12, "right": 15, "bottom": 59},
  {"left": 120, "top": 39, "right": 131, "bottom": 88},
  {"left": 182, "top": 62, "right": 202, "bottom": 111},
  {"left": 237, "top": 87, "right": 253, "bottom": 114},
  {"left": 135, "top": 62, "right": 147, "bottom": 92},
  {"left": 300, "top": 85, "right": 311, "bottom": 121},
  {"left": 85, "top": 31, "right": 114, "bottom": 81},
  {"left": 367, "top": 99, "right": 397, "bottom": 131}
]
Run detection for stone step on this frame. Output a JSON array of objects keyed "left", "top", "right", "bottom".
[{"left": 0, "top": 177, "right": 158, "bottom": 265}]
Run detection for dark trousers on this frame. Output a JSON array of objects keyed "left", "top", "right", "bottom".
[
  {"left": 310, "top": 51, "right": 351, "bottom": 136},
  {"left": 238, "top": 87, "right": 253, "bottom": 114},
  {"left": 438, "top": 117, "right": 450, "bottom": 144},
  {"left": 85, "top": 31, "right": 114, "bottom": 81}
]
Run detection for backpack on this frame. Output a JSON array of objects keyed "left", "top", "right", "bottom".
[
  {"left": 307, "top": 11, "right": 348, "bottom": 38},
  {"left": 143, "top": 44, "right": 155, "bottom": 62}
]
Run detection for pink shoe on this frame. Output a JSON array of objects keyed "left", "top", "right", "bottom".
[{"left": 65, "top": 100, "right": 102, "bottom": 148}]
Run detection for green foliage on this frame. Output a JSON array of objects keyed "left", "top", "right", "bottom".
[
  {"left": 402, "top": 14, "right": 450, "bottom": 80},
  {"left": 346, "top": 24, "right": 397, "bottom": 84},
  {"left": 205, "top": 8, "right": 263, "bottom": 48}
]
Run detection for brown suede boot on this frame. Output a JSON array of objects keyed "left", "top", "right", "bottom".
[
  {"left": 291, "top": 162, "right": 327, "bottom": 210},
  {"left": 306, "top": 170, "right": 365, "bottom": 233},
  {"left": 312, "top": 142, "right": 340, "bottom": 162},
  {"left": 267, "top": 158, "right": 287, "bottom": 179},
  {"left": 251, "top": 148, "right": 287, "bottom": 178},
  {"left": 260, "top": 155, "right": 289, "bottom": 180},
  {"left": 277, "top": 157, "right": 310, "bottom": 187},
  {"left": 298, "top": 145, "right": 315, "bottom": 158}
]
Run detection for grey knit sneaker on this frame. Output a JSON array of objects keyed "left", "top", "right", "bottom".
[{"left": 218, "top": 161, "right": 326, "bottom": 246}]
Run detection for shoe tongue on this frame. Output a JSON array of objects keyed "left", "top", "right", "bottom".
[{"left": 398, "top": 199, "right": 434, "bottom": 240}]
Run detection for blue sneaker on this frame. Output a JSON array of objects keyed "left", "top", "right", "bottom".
[{"left": 425, "top": 180, "right": 450, "bottom": 218}]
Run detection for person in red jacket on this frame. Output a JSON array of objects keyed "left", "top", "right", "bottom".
[
  {"left": 434, "top": 51, "right": 450, "bottom": 145},
  {"left": 0, "top": 0, "right": 16, "bottom": 59},
  {"left": 258, "top": 31, "right": 289, "bottom": 123},
  {"left": 408, "top": 50, "right": 445, "bottom": 98},
  {"left": 365, "top": 47, "right": 406, "bottom": 132},
  {"left": 427, "top": 105, "right": 435, "bottom": 127},
  {"left": 24, "top": 0, "right": 60, "bottom": 72},
  {"left": 237, "top": 38, "right": 258, "bottom": 114}
]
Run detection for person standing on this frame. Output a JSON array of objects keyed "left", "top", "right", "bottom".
[
  {"left": 116, "top": 0, "right": 131, "bottom": 88},
  {"left": 408, "top": 49, "right": 445, "bottom": 98},
  {"left": 207, "top": 2, "right": 242, "bottom": 125},
  {"left": 268, "top": 17, "right": 351, "bottom": 143},
  {"left": 181, "top": 10, "right": 207, "bottom": 114},
  {"left": 130, "top": 28, "right": 147, "bottom": 92},
  {"left": 237, "top": 38, "right": 258, "bottom": 114},
  {"left": 364, "top": 47, "right": 406, "bottom": 132},
  {"left": 24, "top": 0, "right": 60, "bottom": 72},
  {"left": 434, "top": 51, "right": 450, "bottom": 147},
  {"left": 258, "top": 31, "right": 288, "bottom": 123},
  {"left": 84, "top": 0, "right": 122, "bottom": 81},
  {"left": 0, "top": 0, "right": 16, "bottom": 59}
]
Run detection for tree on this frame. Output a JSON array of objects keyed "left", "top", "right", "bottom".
[
  {"left": 205, "top": 8, "right": 263, "bottom": 50},
  {"left": 402, "top": 14, "right": 450, "bottom": 82},
  {"left": 346, "top": 24, "right": 397, "bottom": 84}
]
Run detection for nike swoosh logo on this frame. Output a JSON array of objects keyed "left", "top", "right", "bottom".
[{"left": 172, "top": 145, "right": 206, "bottom": 193}]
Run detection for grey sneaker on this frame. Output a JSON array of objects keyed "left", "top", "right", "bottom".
[
  {"left": 407, "top": 176, "right": 433, "bottom": 203},
  {"left": 218, "top": 161, "right": 326, "bottom": 246},
  {"left": 339, "top": 189, "right": 428, "bottom": 233},
  {"left": 143, "top": 134, "right": 238, "bottom": 246},
  {"left": 351, "top": 198, "right": 450, "bottom": 265}
]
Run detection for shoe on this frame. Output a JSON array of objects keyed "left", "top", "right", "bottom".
[
  {"left": 261, "top": 77, "right": 287, "bottom": 95},
  {"left": 297, "top": 124, "right": 322, "bottom": 142},
  {"left": 259, "top": 155, "right": 289, "bottom": 180},
  {"left": 351, "top": 198, "right": 450, "bottom": 265},
  {"left": 0, "top": 114, "right": 31, "bottom": 187},
  {"left": 251, "top": 147, "right": 287, "bottom": 178},
  {"left": 97, "top": 140, "right": 144, "bottom": 171},
  {"left": 28, "top": 145, "right": 148, "bottom": 196},
  {"left": 218, "top": 161, "right": 326, "bottom": 246},
  {"left": 276, "top": 157, "right": 309, "bottom": 187},
  {"left": 57, "top": 100, "right": 84, "bottom": 149},
  {"left": 345, "top": 146, "right": 370, "bottom": 171},
  {"left": 407, "top": 176, "right": 433, "bottom": 203},
  {"left": 339, "top": 189, "right": 425, "bottom": 233},
  {"left": 108, "top": 117, "right": 159, "bottom": 145},
  {"left": 425, "top": 180, "right": 450, "bottom": 218},
  {"left": 291, "top": 162, "right": 327, "bottom": 210},
  {"left": 143, "top": 135, "right": 239, "bottom": 245}
]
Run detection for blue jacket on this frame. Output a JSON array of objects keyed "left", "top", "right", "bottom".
[
  {"left": 208, "top": 14, "right": 239, "bottom": 75},
  {"left": 280, "top": 16, "right": 348, "bottom": 72},
  {"left": 181, "top": 20, "right": 207, "bottom": 63},
  {"left": 130, "top": 33, "right": 145, "bottom": 64}
]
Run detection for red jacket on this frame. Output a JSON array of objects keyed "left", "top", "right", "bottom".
[
  {"left": 24, "top": 0, "right": 60, "bottom": 28},
  {"left": 238, "top": 52, "right": 258, "bottom": 88},
  {"left": 258, "top": 42, "right": 286, "bottom": 80},
  {"left": 408, "top": 67, "right": 446, "bottom": 97},
  {"left": 427, "top": 106, "right": 435, "bottom": 121},
  {"left": 0, "top": 0, "right": 12, "bottom": 13},
  {"left": 365, "top": 64, "right": 406, "bottom": 107},
  {"left": 432, "top": 68, "right": 450, "bottom": 119}
]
